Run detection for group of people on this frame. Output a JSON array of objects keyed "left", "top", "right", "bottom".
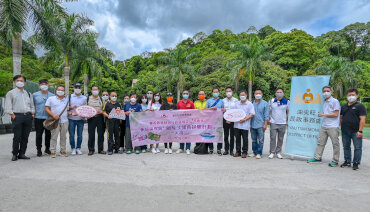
[{"left": 4, "top": 75, "right": 367, "bottom": 170}]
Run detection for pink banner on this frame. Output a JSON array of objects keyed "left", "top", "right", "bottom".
[{"left": 130, "top": 109, "right": 224, "bottom": 146}]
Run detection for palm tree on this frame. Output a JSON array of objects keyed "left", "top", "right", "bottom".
[
  {"left": 316, "top": 56, "right": 359, "bottom": 98},
  {"left": 0, "top": 0, "right": 70, "bottom": 78},
  {"left": 33, "top": 13, "right": 93, "bottom": 95},
  {"left": 159, "top": 45, "right": 197, "bottom": 102},
  {"left": 227, "top": 35, "right": 271, "bottom": 100},
  {"left": 70, "top": 32, "right": 114, "bottom": 95}
]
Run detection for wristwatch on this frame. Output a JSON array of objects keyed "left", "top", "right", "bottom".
[{"left": 358, "top": 131, "right": 363, "bottom": 133}]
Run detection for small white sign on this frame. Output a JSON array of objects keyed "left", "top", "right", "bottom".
[{"left": 223, "top": 109, "right": 246, "bottom": 122}]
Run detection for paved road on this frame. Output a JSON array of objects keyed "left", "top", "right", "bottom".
[{"left": 0, "top": 125, "right": 369, "bottom": 212}]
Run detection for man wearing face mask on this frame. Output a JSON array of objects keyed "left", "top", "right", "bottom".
[
  {"left": 206, "top": 87, "right": 224, "bottom": 155},
  {"left": 67, "top": 83, "right": 87, "bottom": 155},
  {"left": 340, "top": 89, "right": 367, "bottom": 170},
  {"left": 124, "top": 93, "right": 143, "bottom": 154},
  {"left": 222, "top": 86, "right": 238, "bottom": 156},
  {"left": 87, "top": 85, "right": 106, "bottom": 156},
  {"left": 308, "top": 86, "right": 340, "bottom": 167},
  {"left": 33, "top": 79, "right": 54, "bottom": 157},
  {"left": 5, "top": 75, "right": 35, "bottom": 161},
  {"left": 45, "top": 85, "right": 69, "bottom": 158},
  {"left": 176, "top": 90, "right": 195, "bottom": 155},
  {"left": 250, "top": 89, "right": 269, "bottom": 159},
  {"left": 194, "top": 91, "right": 207, "bottom": 109},
  {"left": 103, "top": 92, "right": 123, "bottom": 155},
  {"left": 268, "top": 88, "right": 289, "bottom": 159}
]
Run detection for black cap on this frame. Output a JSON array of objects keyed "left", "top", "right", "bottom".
[
  {"left": 39, "top": 79, "right": 49, "bottom": 84},
  {"left": 74, "top": 83, "right": 82, "bottom": 88},
  {"left": 167, "top": 92, "right": 173, "bottom": 96}
]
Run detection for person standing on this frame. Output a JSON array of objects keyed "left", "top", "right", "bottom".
[
  {"left": 68, "top": 83, "right": 87, "bottom": 155},
  {"left": 222, "top": 86, "right": 238, "bottom": 156},
  {"left": 176, "top": 90, "right": 195, "bottom": 155},
  {"left": 103, "top": 92, "right": 122, "bottom": 155},
  {"left": 139, "top": 94, "right": 149, "bottom": 153},
  {"left": 233, "top": 91, "right": 255, "bottom": 158},
  {"left": 160, "top": 92, "right": 177, "bottom": 154},
  {"left": 149, "top": 92, "right": 162, "bottom": 153},
  {"left": 33, "top": 79, "right": 54, "bottom": 157},
  {"left": 147, "top": 90, "right": 154, "bottom": 110},
  {"left": 124, "top": 93, "right": 142, "bottom": 154},
  {"left": 206, "top": 87, "right": 224, "bottom": 155},
  {"left": 87, "top": 85, "right": 106, "bottom": 156},
  {"left": 194, "top": 90, "right": 207, "bottom": 110},
  {"left": 5, "top": 75, "right": 35, "bottom": 161},
  {"left": 119, "top": 95, "right": 130, "bottom": 152},
  {"left": 307, "top": 86, "right": 341, "bottom": 167},
  {"left": 45, "top": 85, "right": 69, "bottom": 158},
  {"left": 269, "top": 88, "right": 289, "bottom": 159},
  {"left": 250, "top": 89, "right": 269, "bottom": 159},
  {"left": 340, "top": 89, "right": 367, "bottom": 170}
]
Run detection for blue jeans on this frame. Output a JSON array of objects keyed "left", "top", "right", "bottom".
[
  {"left": 251, "top": 128, "right": 264, "bottom": 155},
  {"left": 69, "top": 119, "right": 84, "bottom": 149},
  {"left": 180, "top": 143, "right": 191, "bottom": 150},
  {"left": 342, "top": 130, "right": 362, "bottom": 164}
]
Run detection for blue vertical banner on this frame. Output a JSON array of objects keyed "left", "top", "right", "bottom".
[{"left": 285, "top": 76, "right": 330, "bottom": 158}]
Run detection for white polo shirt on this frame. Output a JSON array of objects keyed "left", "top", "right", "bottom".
[
  {"left": 234, "top": 100, "right": 255, "bottom": 130},
  {"left": 68, "top": 94, "right": 87, "bottom": 120},
  {"left": 269, "top": 98, "right": 290, "bottom": 124},
  {"left": 45, "top": 96, "right": 69, "bottom": 123},
  {"left": 223, "top": 97, "right": 238, "bottom": 110},
  {"left": 322, "top": 96, "right": 340, "bottom": 128}
]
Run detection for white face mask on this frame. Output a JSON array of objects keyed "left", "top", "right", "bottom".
[
  {"left": 15, "top": 81, "right": 24, "bottom": 88},
  {"left": 40, "top": 85, "right": 48, "bottom": 91},
  {"left": 226, "top": 92, "right": 233, "bottom": 98},
  {"left": 56, "top": 90, "right": 64, "bottom": 96},
  {"left": 255, "top": 94, "right": 262, "bottom": 100},
  {"left": 111, "top": 97, "right": 117, "bottom": 101},
  {"left": 240, "top": 96, "right": 247, "bottom": 101},
  {"left": 323, "top": 92, "right": 331, "bottom": 99},
  {"left": 154, "top": 96, "right": 160, "bottom": 101},
  {"left": 347, "top": 95, "right": 357, "bottom": 102},
  {"left": 74, "top": 89, "right": 81, "bottom": 94},
  {"left": 92, "top": 90, "right": 99, "bottom": 96},
  {"left": 102, "top": 95, "right": 109, "bottom": 101},
  {"left": 142, "top": 99, "right": 147, "bottom": 103},
  {"left": 130, "top": 97, "right": 137, "bottom": 103}
]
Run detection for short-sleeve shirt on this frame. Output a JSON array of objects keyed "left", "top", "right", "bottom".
[
  {"left": 45, "top": 96, "right": 69, "bottom": 123},
  {"left": 141, "top": 104, "right": 148, "bottom": 111},
  {"left": 160, "top": 102, "right": 177, "bottom": 110},
  {"left": 223, "top": 97, "right": 238, "bottom": 110},
  {"left": 234, "top": 101, "right": 255, "bottom": 130},
  {"left": 124, "top": 103, "right": 142, "bottom": 127},
  {"left": 177, "top": 99, "right": 195, "bottom": 110},
  {"left": 322, "top": 97, "right": 340, "bottom": 128},
  {"left": 194, "top": 100, "right": 207, "bottom": 109},
  {"left": 341, "top": 102, "right": 367, "bottom": 132},
  {"left": 269, "top": 98, "right": 289, "bottom": 124},
  {"left": 105, "top": 102, "right": 123, "bottom": 115},
  {"left": 68, "top": 94, "right": 87, "bottom": 120},
  {"left": 87, "top": 95, "right": 103, "bottom": 113},
  {"left": 251, "top": 99, "right": 269, "bottom": 129},
  {"left": 33, "top": 91, "right": 54, "bottom": 119},
  {"left": 206, "top": 98, "right": 224, "bottom": 109}
]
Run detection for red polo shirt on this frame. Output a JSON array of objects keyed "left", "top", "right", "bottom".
[{"left": 177, "top": 99, "right": 195, "bottom": 110}]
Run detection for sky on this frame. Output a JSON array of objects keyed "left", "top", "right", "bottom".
[{"left": 63, "top": 0, "right": 370, "bottom": 61}]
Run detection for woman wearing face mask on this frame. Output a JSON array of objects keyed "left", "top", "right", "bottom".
[
  {"left": 160, "top": 93, "right": 177, "bottom": 154},
  {"left": 119, "top": 95, "right": 130, "bottom": 152},
  {"left": 124, "top": 93, "right": 143, "bottom": 154},
  {"left": 103, "top": 92, "right": 123, "bottom": 155},
  {"left": 150, "top": 92, "right": 163, "bottom": 153},
  {"left": 139, "top": 94, "right": 149, "bottom": 152}
]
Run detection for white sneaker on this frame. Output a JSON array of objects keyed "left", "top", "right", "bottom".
[
  {"left": 176, "top": 149, "right": 183, "bottom": 154},
  {"left": 151, "top": 148, "right": 157, "bottom": 154},
  {"left": 186, "top": 150, "right": 191, "bottom": 155},
  {"left": 277, "top": 153, "right": 283, "bottom": 159},
  {"left": 248, "top": 153, "right": 255, "bottom": 157},
  {"left": 142, "top": 149, "right": 146, "bottom": 153},
  {"left": 156, "top": 148, "right": 160, "bottom": 153},
  {"left": 76, "top": 148, "right": 82, "bottom": 155},
  {"left": 169, "top": 149, "right": 173, "bottom": 154},
  {"left": 164, "top": 148, "right": 169, "bottom": 154},
  {"left": 71, "top": 148, "right": 76, "bottom": 155},
  {"left": 268, "top": 153, "right": 274, "bottom": 159},
  {"left": 256, "top": 154, "right": 261, "bottom": 159}
]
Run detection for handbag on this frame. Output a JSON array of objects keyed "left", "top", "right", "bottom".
[{"left": 43, "top": 96, "right": 70, "bottom": 131}]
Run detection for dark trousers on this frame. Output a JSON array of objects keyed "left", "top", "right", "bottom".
[
  {"left": 223, "top": 120, "right": 235, "bottom": 153},
  {"left": 120, "top": 121, "right": 126, "bottom": 148},
  {"left": 107, "top": 119, "right": 120, "bottom": 152},
  {"left": 34, "top": 118, "right": 51, "bottom": 151},
  {"left": 88, "top": 115, "right": 104, "bottom": 152},
  {"left": 12, "top": 114, "right": 33, "bottom": 156},
  {"left": 235, "top": 128, "right": 248, "bottom": 154},
  {"left": 164, "top": 143, "right": 172, "bottom": 148},
  {"left": 208, "top": 143, "right": 222, "bottom": 151}
]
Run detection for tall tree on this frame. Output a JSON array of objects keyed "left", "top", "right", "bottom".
[{"left": 227, "top": 35, "right": 271, "bottom": 100}]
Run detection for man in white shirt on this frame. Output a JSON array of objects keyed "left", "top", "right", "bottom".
[
  {"left": 269, "top": 88, "right": 289, "bottom": 159},
  {"left": 45, "top": 85, "right": 69, "bottom": 158},
  {"left": 222, "top": 86, "right": 239, "bottom": 155},
  {"left": 308, "top": 86, "right": 340, "bottom": 167},
  {"left": 233, "top": 90, "right": 255, "bottom": 158}
]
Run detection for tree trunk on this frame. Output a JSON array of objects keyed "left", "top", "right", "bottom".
[
  {"left": 83, "top": 73, "right": 88, "bottom": 96},
  {"left": 177, "top": 82, "right": 180, "bottom": 103},
  {"left": 248, "top": 80, "right": 252, "bottom": 101},
  {"left": 12, "top": 33, "right": 22, "bottom": 88},
  {"left": 64, "top": 55, "right": 70, "bottom": 95}
]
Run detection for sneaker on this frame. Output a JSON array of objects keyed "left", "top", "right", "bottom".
[
  {"left": 142, "top": 149, "right": 146, "bottom": 153},
  {"left": 186, "top": 150, "right": 191, "bottom": 155},
  {"left": 71, "top": 148, "right": 76, "bottom": 155},
  {"left": 126, "top": 151, "right": 132, "bottom": 154},
  {"left": 135, "top": 150, "right": 140, "bottom": 154},
  {"left": 118, "top": 150, "right": 123, "bottom": 154},
  {"left": 268, "top": 153, "right": 274, "bottom": 159},
  {"left": 256, "top": 154, "right": 261, "bottom": 159},
  {"left": 209, "top": 150, "right": 214, "bottom": 154},
  {"left": 307, "top": 159, "right": 322, "bottom": 163},
  {"left": 328, "top": 161, "right": 338, "bottom": 167},
  {"left": 248, "top": 153, "right": 255, "bottom": 158},
  {"left": 76, "top": 149, "right": 83, "bottom": 155},
  {"left": 60, "top": 152, "right": 68, "bottom": 157},
  {"left": 169, "top": 149, "right": 173, "bottom": 154},
  {"left": 164, "top": 148, "right": 169, "bottom": 154},
  {"left": 50, "top": 153, "right": 56, "bottom": 158},
  {"left": 276, "top": 153, "right": 283, "bottom": 159},
  {"left": 217, "top": 150, "right": 222, "bottom": 156},
  {"left": 37, "top": 150, "right": 42, "bottom": 157},
  {"left": 114, "top": 149, "right": 118, "bottom": 154},
  {"left": 44, "top": 149, "right": 51, "bottom": 155},
  {"left": 352, "top": 162, "right": 359, "bottom": 170},
  {"left": 156, "top": 148, "right": 160, "bottom": 153},
  {"left": 176, "top": 149, "right": 183, "bottom": 154},
  {"left": 108, "top": 152, "right": 113, "bottom": 155},
  {"left": 340, "top": 161, "right": 351, "bottom": 168},
  {"left": 222, "top": 151, "right": 228, "bottom": 155},
  {"left": 151, "top": 148, "right": 157, "bottom": 154}
]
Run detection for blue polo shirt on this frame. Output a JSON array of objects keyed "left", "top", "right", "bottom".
[
  {"left": 251, "top": 99, "right": 269, "bottom": 129},
  {"left": 33, "top": 91, "right": 54, "bottom": 119},
  {"left": 124, "top": 103, "right": 142, "bottom": 127},
  {"left": 206, "top": 98, "right": 224, "bottom": 109}
]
